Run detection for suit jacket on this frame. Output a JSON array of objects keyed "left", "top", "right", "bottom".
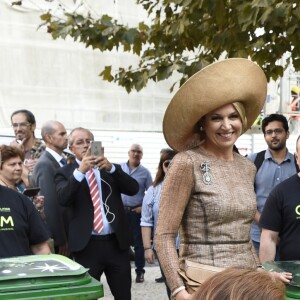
[
  {"left": 55, "top": 162, "right": 139, "bottom": 252},
  {"left": 32, "top": 151, "right": 69, "bottom": 246}
]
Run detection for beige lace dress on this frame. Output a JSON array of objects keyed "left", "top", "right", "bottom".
[{"left": 155, "top": 147, "right": 259, "bottom": 294}]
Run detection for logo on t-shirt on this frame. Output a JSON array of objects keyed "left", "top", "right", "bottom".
[
  {"left": 0, "top": 207, "right": 14, "bottom": 231},
  {"left": 295, "top": 205, "right": 300, "bottom": 219}
]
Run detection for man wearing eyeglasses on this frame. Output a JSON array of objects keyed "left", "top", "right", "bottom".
[
  {"left": 247, "top": 114, "right": 298, "bottom": 256},
  {"left": 120, "top": 144, "right": 153, "bottom": 283},
  {"left": 55, "top": 128, "right": 139, "bottom": 300},
  {"left": 259, "top": 135, "right": 300, "bottom": 263},
  {"left": 10, "top": 109, "right": 45, "bottom": 187}
]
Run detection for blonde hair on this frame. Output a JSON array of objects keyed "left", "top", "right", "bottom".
[
  {"left": 194, "top": 268, "right": 285, "bottom": 300},
  {"left": 232, "top": 102, "right": 247, "bottom": 132}
]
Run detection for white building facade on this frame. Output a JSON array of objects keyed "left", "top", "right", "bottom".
[{"left": 0, "top": 0, "right": 299, "bottom": 177}]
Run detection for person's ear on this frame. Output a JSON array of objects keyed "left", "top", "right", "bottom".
[{"left": 44, "top": 134, "right": 51, "bottom": 144}]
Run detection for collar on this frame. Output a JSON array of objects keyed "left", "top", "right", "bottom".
[
  {"left": 46, "top": 147, "right": 64, "bottom": 164},
  {"left": 265, "top": 148, "right": 293, "bottom": 162}
]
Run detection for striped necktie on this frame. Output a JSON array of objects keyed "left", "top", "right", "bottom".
[{"left": 87, "top": 169, "right": 103, "bottom": 233}]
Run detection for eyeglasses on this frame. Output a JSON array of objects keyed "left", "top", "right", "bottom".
[
  {"left": 265, "top": 128, "right": 285, "bottom": 136},
  {"left": 11, "top": 122, "right": 31, "bottom": 129},
  {"left": 73, "top": 139, "right": 92, "bottom": 146}
]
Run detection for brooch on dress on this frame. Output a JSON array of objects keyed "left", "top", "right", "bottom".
[{"left": 200, "top": 161, "right": 212, "bottom": 185}]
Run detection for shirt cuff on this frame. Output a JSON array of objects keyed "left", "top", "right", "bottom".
[
  {"left": 73, "top": 168, "right": 86, "bottom": 182},
  {"left": 107, "top": 164, "right": 115, "bottom": 174}
]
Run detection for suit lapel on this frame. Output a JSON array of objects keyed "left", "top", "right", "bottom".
[{"left": 44, "top": 151, "right": 61, "bottom": 168}]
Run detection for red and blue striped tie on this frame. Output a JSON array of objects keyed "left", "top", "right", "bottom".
[{"left": 87, "top": 169, "right": 103, "bottom": 233}]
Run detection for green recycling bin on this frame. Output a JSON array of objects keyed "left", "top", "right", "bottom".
[
  {"left": 263, "top": 261, "right": 300, "bottom": 300},
  {"left": 0, "top": 254, "right": 103, "bottom": 299}
]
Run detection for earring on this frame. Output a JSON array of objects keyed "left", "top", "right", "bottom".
[{"left": 200, "top": 126, "right": 203, "bottom": 132}]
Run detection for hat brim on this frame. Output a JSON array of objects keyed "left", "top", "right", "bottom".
[{"left": 163, "top": 58, "right": 267, "bottom": 151}]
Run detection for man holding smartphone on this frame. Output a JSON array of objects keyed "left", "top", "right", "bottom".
[{"left": 55, "top": 127, "right": 138, "bottom": 300}]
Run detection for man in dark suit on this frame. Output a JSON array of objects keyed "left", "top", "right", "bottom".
[
  {"left": 55, "top": 127, "right": 138, "bottom": 300},
  {"left": 32, "top": 120, "right": 69, "bottom": 256}
]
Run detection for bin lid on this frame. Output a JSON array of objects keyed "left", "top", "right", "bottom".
[
  {"left": 0, "top": 254, "right": 88, "bottom": 280},
  {"left": 0, "top": 254, "right": 104, "bottom": 299},
  {"left": 263, "top": 261, "right": 300, "bottom": 299},
  {"left": 0, "top": 254, "right": 92, "bottom": 292}
]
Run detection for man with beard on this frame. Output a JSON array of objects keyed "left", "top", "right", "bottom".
[
  {"left": 259, "top": 135, "right": 300, "bottom": 262},
  {"left": 10, "top": 109, "right": 45, "bottom": 187},
  {"left": 247, "top": 114, "right": 298, "bottom": 256},
  {"left": 32, "top": 121, "right": 69, "bottom": 256}
]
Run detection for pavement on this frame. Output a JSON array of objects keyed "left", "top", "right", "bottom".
[{"left": 100, "top": 262, "right": 170, "bottom": 300}]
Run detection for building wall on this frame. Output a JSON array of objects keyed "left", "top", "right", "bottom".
[
  {"left": 0, "top": 1, "right": 298, "bottom": 178},
  {"left": 0, "top": 0, "right": 175, "bottom": 133},
  {"left": 0, "top": 0, "right": 176, "bottom": 177}
]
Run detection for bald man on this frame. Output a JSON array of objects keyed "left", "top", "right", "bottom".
[
  {"left": 32, "top": 120, "right": 70, "bottom": 256},
  {"left": 121, "top": 144, "right": 153, "bottom": 283}
]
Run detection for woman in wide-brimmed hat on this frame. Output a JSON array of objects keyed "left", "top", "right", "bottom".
[{"left": 154, "top": 59, "right": 292, "bottom": 300}]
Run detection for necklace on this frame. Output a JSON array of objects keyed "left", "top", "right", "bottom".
[{"left": 0, "top": 177, "right": 17, "bottom": 191}]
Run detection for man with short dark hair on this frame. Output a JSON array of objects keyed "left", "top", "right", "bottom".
[
  {"left": 32, "top": 120, "right": 69, "bottom": 256},
  {"left": 247, "top": 114, "right": 297, "bottom": 255},
  {"left": 10, "top": 109, "right": 45, "bottom": 186},
  {"left": 260, "top": 135, "right": 300, "bottom": 262}
]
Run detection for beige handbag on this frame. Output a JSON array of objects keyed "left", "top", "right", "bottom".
[{"left": 178, "top": 260, "right": 225, "bottom": 293}]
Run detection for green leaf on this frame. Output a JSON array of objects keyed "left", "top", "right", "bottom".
[
  {"left": 38, "top": 0, "right": 300, "bottom": 93},
  {"left": 259, "top": 7, "right": 274, "bottom": 24},
  {"left": 99, "top": 66, "right": 114, "bottom": 82},
  {"left": 40, "top": 13, "right": 52, "bottom": 22},
  {"left": 11, "top": 1, "right": 22, "bottom": 6}
]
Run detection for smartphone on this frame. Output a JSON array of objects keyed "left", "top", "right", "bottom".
[
  {"left": 23, "top": 187, "right": 40, "bottom": 197},
  {"left": 90, "top": 141, "right": 104, "bottom": 156}
]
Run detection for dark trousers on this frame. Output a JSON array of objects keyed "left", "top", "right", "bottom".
[
  {"left": 126, "top": 210, "right": 145, "bottom": 275},
  {"left": 73, "top": 235, "right": 131, "bottom": 300}
]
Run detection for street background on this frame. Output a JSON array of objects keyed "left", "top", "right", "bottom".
[{"left": 101, "top": 262, "right": 169, "bottom": 300}]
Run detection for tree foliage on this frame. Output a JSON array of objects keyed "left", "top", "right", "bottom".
[{"left": 37, "top": 0, "right": 300, "bottom": 93}]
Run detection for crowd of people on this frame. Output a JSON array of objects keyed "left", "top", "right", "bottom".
[{"left": 1, "top": 58, "right": 300, "bottom": 300}]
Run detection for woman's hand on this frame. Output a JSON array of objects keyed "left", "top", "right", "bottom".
[
  {"left": 144, "top": 248, "right": 155, "bottom": 264},
  {"left": 175, "top": 289, "right": 192, "bottom": 300}
]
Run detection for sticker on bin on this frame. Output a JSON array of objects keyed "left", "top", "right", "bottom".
[
  {"left": 0, "top": 254, "right": 104, "bottom": 299},
  {"left": 0, "top": 254, "right": 88, "bottom": 280}
]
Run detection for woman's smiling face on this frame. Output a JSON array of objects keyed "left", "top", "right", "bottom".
[{"left": 202, "top": 103, "right": 243, "bottom": 152}]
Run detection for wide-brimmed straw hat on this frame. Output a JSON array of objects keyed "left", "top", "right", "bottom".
[{"left": 163, "top": 58, "right": 267, "bottom": 151}]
